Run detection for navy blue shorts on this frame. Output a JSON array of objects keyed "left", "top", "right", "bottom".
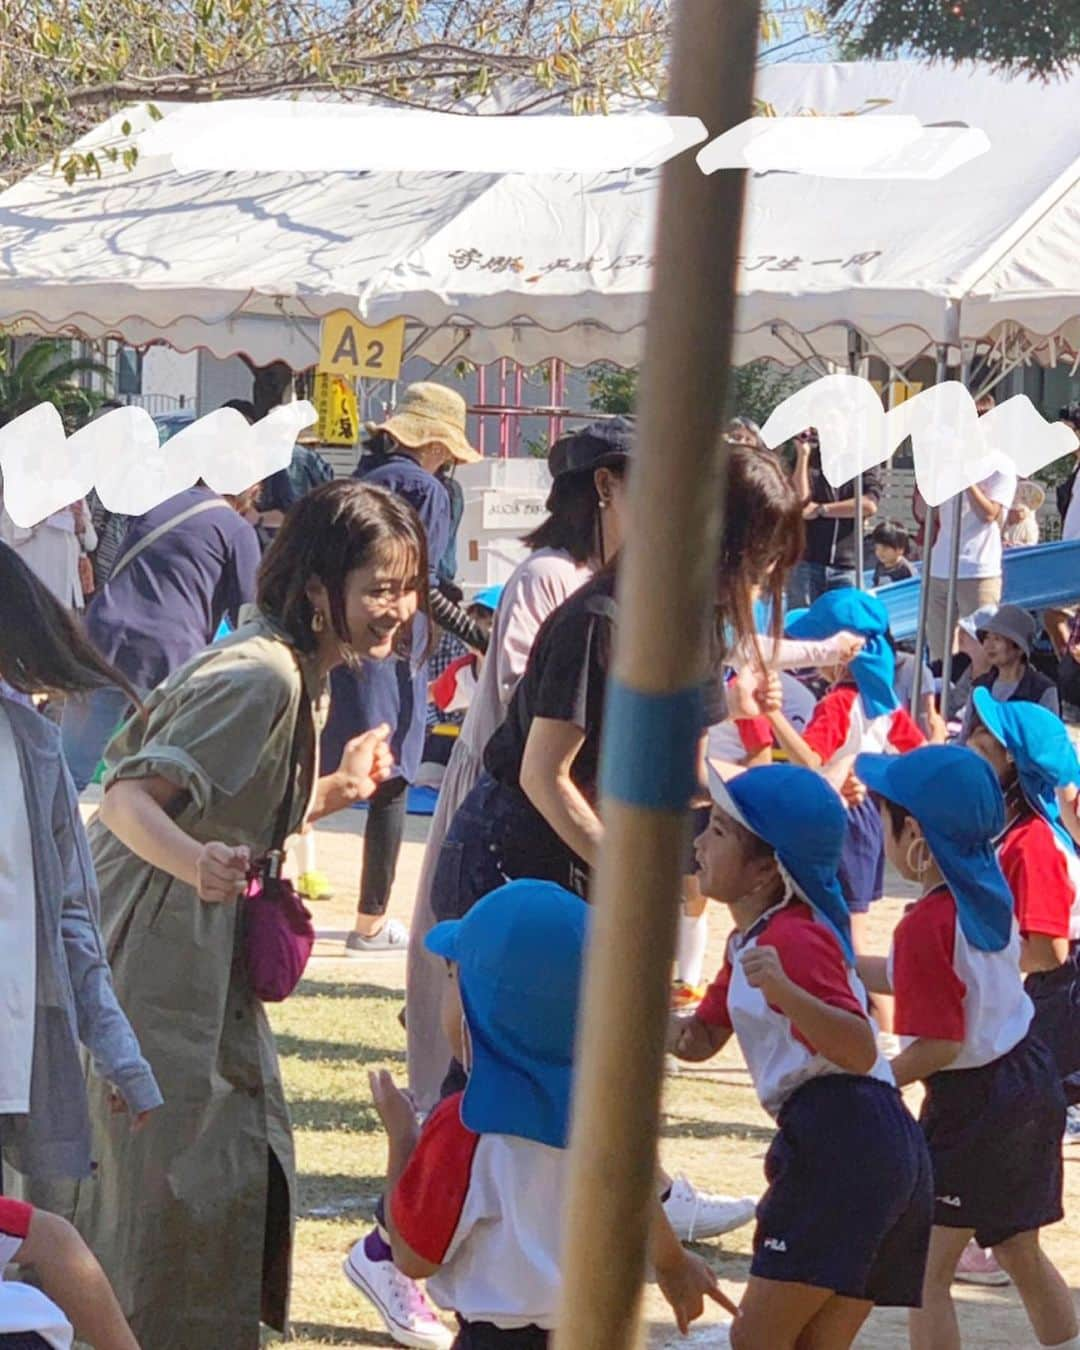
[
  {"left": 921, "top": 1031, "right": 1065, "bottom": 1248},
  {"left": 837, "top": 796, "right": 884, "bottom": 915},
  {"left": 753, "top": 1075, "right": 932, "bottom": 1307},
  {"left": 1026, "top": 949, "right": 1080, "bottom": 1086}
]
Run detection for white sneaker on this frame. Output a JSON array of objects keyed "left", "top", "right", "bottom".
[
  {"left": 343, "top": 1237, "right": 453, "bottom": 1349},
  {"left": 1065, "top": 1104, "right": 1080, "bottom": 1146},
  {"left": 663, "top": 1174, "right": 757, "bottom": 1241},
  {"left": 344, "top": 918, "right": 409, "bottom": 956}
]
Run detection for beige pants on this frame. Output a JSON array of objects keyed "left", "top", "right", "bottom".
[{"left": 925, "top": 575, "right": 1002, "bottom": 663}]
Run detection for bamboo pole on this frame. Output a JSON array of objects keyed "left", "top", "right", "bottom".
[
  {"left": 910, "top": 344, "right": 949, "bottom": 715},
  {"left": 553, "top": 5, "right": 762, "bottom": 1349},
  {"left": 940, "top": 352, "right": 973, "bottom": 716}
]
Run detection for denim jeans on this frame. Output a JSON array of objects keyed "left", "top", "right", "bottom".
[
  {"left": 431, "top": 775, "right": 588, "bottom": 926},
  {"left": 787, "top": 561, "right": 857, "bottom": 610},
  {"left": 59, "top": 684, "right": 135, "bottom": 791}
]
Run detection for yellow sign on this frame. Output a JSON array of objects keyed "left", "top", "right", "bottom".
[
  {"left": 314, "top": 373, "right": 360, "bottom": 447},
  {"left": 319, "top": 312, "right": 405, "bottom": 380},
  {"left": 871, "top": 379, "right": 925, "bottom": 407}
]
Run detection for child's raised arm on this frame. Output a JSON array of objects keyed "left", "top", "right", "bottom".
[
  {"left": 369, "top": 1070, "right": 439, "bottom": 1281},
  {"left": 741, "top": 945, "right": 877, "bottom": 1075}
]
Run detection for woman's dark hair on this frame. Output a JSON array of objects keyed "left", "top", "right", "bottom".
[
  {"left": 523, "top": 460, "right": 628, "bottom": 565},
  {"left": 258, "top": 480, "right": 429, "bottom": 659},
  {"left": 716, "top": 444, "right": 805, "bottom": 658},
  {"left": 871, "top": 519, "right": 909, "bottom": 554},
  {"left": 726, "top": 415, "right": 765, "bottom": 450},
  {"left": 221, "top": 398, "right": 257, "bottom": 423},
  {"left": 0, "top": 541, "right": 142, "bottom": 703}
]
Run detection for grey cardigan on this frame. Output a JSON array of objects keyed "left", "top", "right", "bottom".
[{"left": 0, "top": 697, "right": 162, "bottom": 1180}]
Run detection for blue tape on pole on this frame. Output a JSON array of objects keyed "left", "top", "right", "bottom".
[{"left": 599, "top": 679, "right": 704, "bottom": 811}]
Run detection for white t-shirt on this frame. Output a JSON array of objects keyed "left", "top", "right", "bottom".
[
  {"left": 0, "top": 703, "right": 37, "bottom": 1114},
  {"left": 930, "top": 471, "right": 1016, "bottom": 580},
  {"left": 0, "top": 1285, "right": 73, "bottom": 1349},
  {"left": 392, "top": 1095, "right": 565, "bottom": 1330}
]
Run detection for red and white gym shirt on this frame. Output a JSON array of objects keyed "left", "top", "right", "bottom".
[
  {"left": 803, "top": 684, "right": 925, "bottom": 766},
  {"left": 889, "top": 886, "right": 1033, "bottom": 1069},
  {"left": 697, "top": 899, "right": 893, "bottom": 1119},
  {"left": 998, "top": 812, "right": 1080, "bottom": 942},
  {"left": 391, "top": 1093, "right": 565, "bottom": 1331}
]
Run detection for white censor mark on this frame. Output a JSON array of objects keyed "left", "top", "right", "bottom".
[{"left": 760, "top": 376, "right": 1078, "bottom": 507}]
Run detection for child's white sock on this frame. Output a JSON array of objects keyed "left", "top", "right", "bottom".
[
  {"left": 1044, "top": 1337, "right": 1080, "bottom": 1349},
  {"left": 676, "top": 911, "right": 709, "bottom": 988},
  {"left": 299, "top": 830, "right": 317, "bottom": 873}
]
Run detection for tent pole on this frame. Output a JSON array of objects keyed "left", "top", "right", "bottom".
[
  {"left": 940, "top": 350, "right": 973, "bottom": 718},
  {"left": 848, "top": 328, "right": 866, "bottom": 588},
  {"left": 552, "top": 4, "right": 761, "bottom": 1349},
  {"left": 910, "top": 344, "right": 949, "bottom": 716}
]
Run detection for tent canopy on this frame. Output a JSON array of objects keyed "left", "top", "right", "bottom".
[{"left": 0, "top": 61, "right": 1078, "bottom": 369}]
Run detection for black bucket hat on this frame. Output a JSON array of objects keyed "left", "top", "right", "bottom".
[{"left": 548, "top": 417, "right": 635, "bottom": 479}]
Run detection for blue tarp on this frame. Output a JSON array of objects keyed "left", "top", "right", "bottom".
[{"left": 876, "top": 539, "right": 1080, "bottom": 642}]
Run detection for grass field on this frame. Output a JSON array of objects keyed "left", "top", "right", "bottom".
[
  {"left": 267, "top": 805, "right": 1080, "bottom": 1349},
  {"left": 79, "top": 798, "right": 1080, "bottom": 1348}
]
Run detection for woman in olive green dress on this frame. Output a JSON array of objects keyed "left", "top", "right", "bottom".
[{"left": 71, "top": 481, "right": 429, "bottom": 1350}]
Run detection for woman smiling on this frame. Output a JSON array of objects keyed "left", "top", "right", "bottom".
[{"left": 63, "top": 481, "right": 427, "bottom": 1350}]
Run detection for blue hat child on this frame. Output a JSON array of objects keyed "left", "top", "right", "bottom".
[
  {"left": 971, "top": 687, "right": 1080, "bottom": 854},
  {"left": 425, "top": 879, "right": 588, "bottom": 1149},
  {"left": 856, "top": 745, "right": 1014, "bottom": 952},
  {"left": 708, "top": 761, "right": 855, "bottom": 963},
  {"left": 471, "top": 584, "right": 504, "bottom": 613},
  {"left": 786, "top": 589, "right": 896, "bottom": 718}
]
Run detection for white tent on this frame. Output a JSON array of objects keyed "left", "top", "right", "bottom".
[{"left": 0, "top": 61, "right": 1078, "bottom": 369}]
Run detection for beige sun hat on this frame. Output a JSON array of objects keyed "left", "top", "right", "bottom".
[
  {"left": 1014, "top": 478, "right": 1046, "bottom": 511},
  {"left": 373, "top": 382, "right": 481, "bottom": 464}
]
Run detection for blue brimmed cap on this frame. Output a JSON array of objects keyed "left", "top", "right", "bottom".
[
  {"left": 426, "top": 879, "right": 588, "bottom": 1149},
  {"left": 786, "top": 588, "right": 897, "bottom": 717},
  {"left": 707, "top": 762, "right": 854, "bottom": 963},
  {"left": 972, "top": 688, "right": 1080, "bottom": 853},
  {"left": 856, "top": 745, "right": 1013, "bottom": 952}
]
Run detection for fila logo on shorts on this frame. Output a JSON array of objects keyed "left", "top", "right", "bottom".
[{"left": 763, "top": 1237, "right": 789, "bottom": 1252}]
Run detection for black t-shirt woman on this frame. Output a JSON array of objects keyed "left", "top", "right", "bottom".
[{"left": 430, "top": 443, "right": 805, "bottom": 924}]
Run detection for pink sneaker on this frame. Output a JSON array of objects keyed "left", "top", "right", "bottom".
[{"left": 954, "top": 1241, "right": 1010, "bottom": 1287}]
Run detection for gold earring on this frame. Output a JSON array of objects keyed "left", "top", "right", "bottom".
[
  {"left": 905, "top": 838, "right": 929, "bottom": 876},
  {"left": 312, "top": 609, "right": 326, "bottom": 635}
]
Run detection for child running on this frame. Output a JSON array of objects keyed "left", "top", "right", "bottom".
[
  {"left": 967, "top": 689, "right": 1080, "bottom": 1088},
  {"left": 856, "top": 745, "right": 1077, "bottom": 1350},
  {"left": 370, "top": 878, "right": 732, "bottom": 1349},
  {"left": 671, "top": 763, "right": 932, "bottom": 1350},
  {"left": 765, "top": 589, "right": 925, "bottom": 957}
]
